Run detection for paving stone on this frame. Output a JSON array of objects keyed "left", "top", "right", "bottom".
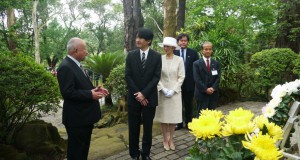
[
  {"left": 151, "top": 147, "right": 165, "bottom": 154},
  {"left": 166, "top": 153, "right": 180, "bottom": 159},
  {"left": 152, "top": 152, "right": 172, "bottom": 159},
  {"left": 176, "top": 149, "right": 189, "bottom": 157}
]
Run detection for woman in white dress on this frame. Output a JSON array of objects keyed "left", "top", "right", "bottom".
[{"left": 154, "top": 37, "right": 185, "bottom": 151}]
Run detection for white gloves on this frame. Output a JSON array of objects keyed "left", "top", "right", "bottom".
[
  {"left": 166, "top": 90, "right": 175, "bottom": 97},
  {"left": 162, "top": 88, "right": 175, "bottom": 98},
  {"left": 162, "top": 88, "right": 169, "bottom": 95}
]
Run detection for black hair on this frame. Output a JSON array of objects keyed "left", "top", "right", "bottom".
[
  {"left": 177, "top": 33, "right": 190, "bottom": 42},
  {"left": 136, "top": 28, "right": 154, "bottom": 46}
]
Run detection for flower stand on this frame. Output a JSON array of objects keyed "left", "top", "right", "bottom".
[{"left": 277, "top": 101, "right": 300, "bottom": 159}]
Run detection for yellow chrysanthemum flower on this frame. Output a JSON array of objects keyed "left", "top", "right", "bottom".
[
  {"left": 265, "top": 122, "right": 283, "bottom": 141},
  {"left": 242, "top": 133, "right": 283, "bottom": 160},
  {"left": 222, "top": 107, "right": 255, "bottom": 136},
  {"left": 252, "top": 115, "right": 283, "bottom": 141},
  {"left": 200, "top": 109, "right": 224, "bottom": 119},
  {"left": 188, "top": 114, "right": 223, "bottom": 140},
  {"left": 253, "top": 115, "right": 269, "bottom": 129}
]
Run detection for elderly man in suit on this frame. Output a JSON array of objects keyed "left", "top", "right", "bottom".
[
  {"left": 193, "top": 41, "right": 221, "bottom": 116},
  {"left": 125, "top": 28, "right": 162, "bottom": 160},
  {"left": 57, "top": 38, "right": 108, "bottom": 160},
  {"left": 174, "top": 33, "right": 199, "bottom": 130}
]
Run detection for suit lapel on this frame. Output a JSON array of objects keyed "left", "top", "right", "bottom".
[
  {"left": 210, "top": 59, "right": 216, "bottom": 71},
  {"left": 199, "top": 58, "right": 208, "bottom": 73},
  {"left": 66, "top": 57, "right": 94, "bottom": 87},
  {"left": 174, "top": 50, "right": 180, "bottom": 56},
  {"left": 185, "top": 48, "right": 191, "bottom": 66},
  {"left": 144, "top": 49, "right": 154, "bottom": 73},
  {"left": 133, "top": 50, "right": 143, "bottom": 74}
]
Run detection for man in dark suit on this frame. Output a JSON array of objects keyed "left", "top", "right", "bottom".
[
  {"left": 193, "top": 42, "right": 221, "bottom": 116},
  {"left": 174, "top": 33, "right": 199, "bottom": 130},
  {"left": 57, "top": 38, "right": 108, "bottom": 160},
  {"left": 125, "top": 28, "right": 162, "bottom": 160}
]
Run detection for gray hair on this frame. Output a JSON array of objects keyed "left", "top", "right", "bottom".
[
  {"left": 67, "top": 37, "right": 83, "bottom": 54},
  {"left": 200, "top": 41, "right": 213, "bottom": 49}
]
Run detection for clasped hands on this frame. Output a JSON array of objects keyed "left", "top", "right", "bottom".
[
  {"left": 162, "top": 88, "right": 175, "bottom": 98},
  {"left": 92, "top": 86, "right": 109, "bottom": 100},
  {"left": 134, "top": 92, "right": 148, "bottom": 106},
  {"left": 206, "top": 87, "right": 214, "bottom": 95}
]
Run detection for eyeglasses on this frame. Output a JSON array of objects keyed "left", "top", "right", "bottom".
[{"left": 163, "top": 45, "right": 171, "bottom": 48}]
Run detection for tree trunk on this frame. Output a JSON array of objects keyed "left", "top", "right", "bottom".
[
  {"left": 6, "top": 8, "right": 17, "bottom": 53},
  {"left": 163, "top": 0, "right": 177, "bottom": 37},
  {"left": 176, "top": 0, "right": 186, "bottom": 31},
  {"left": 275, "top": 0, "right": 300, "bottom": 53},
  {"left": 32, "top": 0, "right": 40, "bottom": 64},
  {"left": 123, "top": 0, "right": 144, "bottom": 52}
]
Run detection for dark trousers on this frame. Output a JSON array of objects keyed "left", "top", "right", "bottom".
[
  {"left": 128, "top": 104, "right": 156, "bottom": 158},
  {"left": 182, "top": 90, "right": 195, "bottom": 125},
  {"left": 196, "top": 97, "right": 217, "bottom": 117},
  {"left": 65, "top": 125, "right": 93, "bottom": 160}
]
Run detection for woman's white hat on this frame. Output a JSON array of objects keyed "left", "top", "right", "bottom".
[{"left": 158, "top": 37, "right": 178, "bottom": 48}]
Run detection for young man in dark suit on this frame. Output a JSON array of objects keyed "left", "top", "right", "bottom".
[
  {"left": 125, "top": 28, "right": 162, "bottom": 160},
  {"left": 57, "top": 38, "right": 108, "bottom": 160},
  {"left": 193, "top": 42, "right": 221, "bottom": 116},
  {"left": 174, "top": 33, "right": 199, "bottom": 130}
]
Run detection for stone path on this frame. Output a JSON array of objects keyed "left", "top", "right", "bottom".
[{"left": 104, "top": 101, "right": 266, "bottom": 160}]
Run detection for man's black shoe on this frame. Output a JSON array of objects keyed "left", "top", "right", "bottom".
[
  {"left": 142, "top": 156, "right": 151, "bottom": 160},
  {"left": 175, "top": 123, "right": 183, "bottom": 130}
]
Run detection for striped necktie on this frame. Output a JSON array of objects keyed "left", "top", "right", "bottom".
[
  {"left": 80, "top": 65, "right": 88, "bottom": 77},
  {"left": 141, "top": 52, "right": 146, "bottom": 70}
]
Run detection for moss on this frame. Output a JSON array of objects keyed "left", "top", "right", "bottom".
[
  {"left": 13, "top": 120, "right": 66, "bottom": 157},
  {"left": 0, "top": 144, "right": 27, "bottom": 160}
]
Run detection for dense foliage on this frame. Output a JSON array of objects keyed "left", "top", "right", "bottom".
[
  {"left": 84, "top": 52, "right": 125, "bottom": 83},
  {"left": 105, "top": 63, "right": 127, "bottom": 101},
  {"left": 0, "top": 53, "right": 60, "bottom": 144},
  {"left": 249, "top": 48, "right": 297, "bottom": 99}
]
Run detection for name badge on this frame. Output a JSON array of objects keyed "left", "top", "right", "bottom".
[{"left": 212, "top": 70, "right": 218, "bottom": 75}]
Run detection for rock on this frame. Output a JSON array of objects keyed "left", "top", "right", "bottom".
[
  {"left": 89, "top": 124, "right": 128, "bottom": 159},
  {"left": 95, "top": 112, "right": 128, "bottom": 128},
  {"left": 13, "top": 120, "right": 66, "bottom": 159},
  {"left": 0, "top": 144, "right": 27, "bottom": 160},
  {"left": 88, "top": 123, "right": 161, "bottom": 159}
]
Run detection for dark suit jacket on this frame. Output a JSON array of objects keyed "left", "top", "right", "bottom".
[
  {"left": 125, "top": 49, "right": 162, "bottom": 107},
  {"left": 193, "top": 58, "right": 221, "bottom": 101},
  {"left": 174, "top": 48, "right": 199, "bottom": 92},
  {"left": 57, "top": 56, "right": 101, "bottom": 127}
]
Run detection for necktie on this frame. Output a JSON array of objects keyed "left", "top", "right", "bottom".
[
  {"left": 181, "top": 49, "right": 185, "bottom": 62},
  {"left": 80, "top": 65, "right": 88, "bottom": 77},
  {"left": 141, "top": 52, "right": 146, "bottom": 70},
  {"left": 206, "top": 59, "right": 210, "bottom": 72}
]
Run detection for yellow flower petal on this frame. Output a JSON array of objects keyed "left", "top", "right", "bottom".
[{"left": 242, "top": 132, "right": 283, "bottom": 160}]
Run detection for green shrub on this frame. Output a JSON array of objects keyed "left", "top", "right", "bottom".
[
  {"left": 0, "top": 53, "right": 60, "bottom": 144},
  {"left": 249, "top": 48, "right": 297, "bottom": 99},
  {"left": 293, "top": 54, "right": 300, "bottom": 77},
  {"left": 105, "top": 63, "right": 127, "bottom": 101},
  {"left": 230, "top": 64, "right": 263, "bottom": 100}
]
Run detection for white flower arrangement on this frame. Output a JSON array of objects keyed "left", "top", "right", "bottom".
[{"left": 262, "top": 79, "right": 300, "bottom": 118}]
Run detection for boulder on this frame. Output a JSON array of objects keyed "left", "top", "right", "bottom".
[
  {"left": 89, "top": 123, "right": 161, "bottom": 159},
  {"left": 13, "top": 120, "right": 66, "bottom": 159},
  {"left": 0, "top": 144, "right": 27, "bottom": 160},
  {"left": 89, "top": 124, "right": 128, "bottom": 159}
]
